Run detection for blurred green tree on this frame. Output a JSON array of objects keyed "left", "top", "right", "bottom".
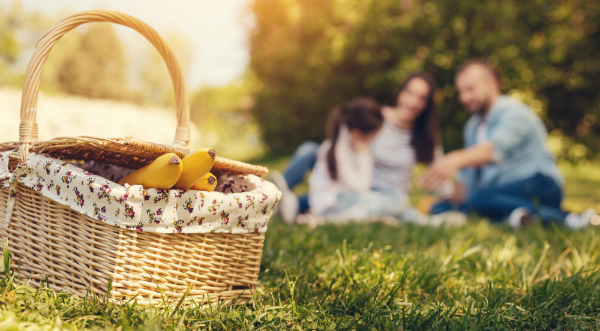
[
  {"left": 52, "top": 23, "right": 130, "bottom": 100},
  {"left": 249, "top": 0, "right": 600, "bottom": 156},
  {"left": 189, "top": 75, "right": 266, "bottom": 160},
  {"left": 136, "top": 32, "right": 193, "bottom": 107},
  {"left": 0, "top": 1, "right": 23, "bottom": 85}
]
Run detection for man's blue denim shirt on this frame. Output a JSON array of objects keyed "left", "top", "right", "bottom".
[{"left": 458, "top": 95, "right": 564, "bottom": 196}]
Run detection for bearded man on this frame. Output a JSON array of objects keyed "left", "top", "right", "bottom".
[{"left": 419, "top": 59, "right": 596, "bottom": 229}]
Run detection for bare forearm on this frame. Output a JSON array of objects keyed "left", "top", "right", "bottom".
[
  {"left": 446, "top": 142, "right": 494, "bottom": 169},
  {"left": 418, "top": 142, "right": 494, "bottom": 191}
]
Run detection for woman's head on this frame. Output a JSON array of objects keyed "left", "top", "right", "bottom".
[
  {"left": 395, "top": 74, "right": 435, "bottom": 122},
  {"left": 394, "top": 72, "right": 439, "bottom": 164},
  {"left": 326, "top": 97, "right": 383, "bottom": 180}
]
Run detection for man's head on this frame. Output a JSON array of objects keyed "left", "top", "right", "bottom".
[{"left": 455, "top": 59, "right": 502, "bottom": 115}]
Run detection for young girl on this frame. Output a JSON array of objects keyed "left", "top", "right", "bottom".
[{"left": 306, "top": 97, "right": 387, "bottom": 220}]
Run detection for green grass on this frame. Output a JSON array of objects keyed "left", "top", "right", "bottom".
[{"left": 1, "top": 162, "right": 600, "bottom": 330}]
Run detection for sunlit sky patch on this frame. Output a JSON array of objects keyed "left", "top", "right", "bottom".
[{"left": 1, "top": 0, "right": 253, "bottom": 88}]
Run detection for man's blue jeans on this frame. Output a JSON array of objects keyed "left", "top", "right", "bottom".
[
  {"left": 430, "top": 173, "right": 569, "bottom": 224},
  {"left": 283, "top": 141, "right": 319, "bottom": 213}
]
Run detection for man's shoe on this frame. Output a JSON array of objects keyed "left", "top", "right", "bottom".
[
  {"left": 508, "top": 207, "right": 540, "bottom": 230},
  {"left": 566, "top": 208, "right": 597, "bottom": 230}
]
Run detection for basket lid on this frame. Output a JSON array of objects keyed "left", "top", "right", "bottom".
[{"left": 26, "top": 136, "right": 268, "bottom": 177}]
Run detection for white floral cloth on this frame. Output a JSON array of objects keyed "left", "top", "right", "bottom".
[
  {"left": 0, "top": 151, "right": 10, "bottom": 180},
  {"left": 0, "top": 150, "right": 281, "bottom": 234}
]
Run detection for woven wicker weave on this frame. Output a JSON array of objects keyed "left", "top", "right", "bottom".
[
  {"left": 0, "top": 184, "right": 264, "bottom": 305},
  {"left": 0, "top": 10, "right": 272, "bottom": 304}
]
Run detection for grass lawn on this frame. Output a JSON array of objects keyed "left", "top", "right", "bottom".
[{"left": 1, "top": 162, "right": 600, "bottom": 329}]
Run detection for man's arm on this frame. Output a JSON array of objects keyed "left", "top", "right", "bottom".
[
  {"left": 419, "top": 104, "right": 535, "bottom": 191},
  {"left": 417, "top": 142, "right": 493, "bottom": 190}
]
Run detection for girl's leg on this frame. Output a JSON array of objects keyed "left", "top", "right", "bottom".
[
  {"left": 321, "top": 191, "right": 408, "bottom": 223},
  {"left": 398, "top": 207, "right": 428, "bottom": 225},
  {"left": 283, "top": 141, "right": 319, "bottom": 189},
  {"left": 298, "top": 194, "right": 310, "bottom": 214}
]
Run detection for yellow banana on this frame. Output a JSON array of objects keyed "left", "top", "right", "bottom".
[
  {"left": 119, "top": 153, "right": 183, "bottom": 189},
  {"left": 190, "top": 172, "right": 217, "bottom": 192},
  {"left": 172, "top": 148, "right": 216, "bottom": 190}
]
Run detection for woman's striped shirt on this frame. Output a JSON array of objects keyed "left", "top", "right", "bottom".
[{"left": 370, "top": 121, "right": 415, "bottom": 195}]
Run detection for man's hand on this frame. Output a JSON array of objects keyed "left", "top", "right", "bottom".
[
  {"left": 418, "top": 142, "right": 495, "bottom": 191},
  {"left": 417, "top": 155, "right": 460, "bottom": 191}
]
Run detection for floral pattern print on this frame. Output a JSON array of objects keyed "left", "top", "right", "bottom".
[
  {"left": 220, "top": 211, "right": 230, "bottom": 224},
  {"left": 0, "top": 151, "right": 12, "bottom": 180},
  {"left": 0, "top": 152, "right": 281, "bottom": 234}
]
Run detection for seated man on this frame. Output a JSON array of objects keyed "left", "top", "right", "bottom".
[{"left": 419, "top": 59, "right": 597, "bottom": 229}]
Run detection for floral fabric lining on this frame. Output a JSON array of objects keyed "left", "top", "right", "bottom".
[
  {"left": 0, "top": 151, "right": 281, "bottom": 234},
  {"left": 0, "top": 150, "right": 10, "bottom": 180}
]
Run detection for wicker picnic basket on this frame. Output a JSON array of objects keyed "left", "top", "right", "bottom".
[{"left": 0, "top": 10, "right": 279, "bottom": 305}]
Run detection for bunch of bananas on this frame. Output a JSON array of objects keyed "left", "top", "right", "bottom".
[{"left": 118, "top": 148, "right": 218, "bottom": 192}]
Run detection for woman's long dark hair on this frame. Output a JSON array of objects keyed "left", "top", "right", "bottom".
[
  {"left": 395, "top": 72, "right": 439, "bottom": 164},
  {"left": 326, "top": 97, "right": 383, "bottom": 180}
]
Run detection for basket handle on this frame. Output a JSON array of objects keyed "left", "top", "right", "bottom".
[{"left": 18, "top": 10, "right": 191, "bottom": 160}]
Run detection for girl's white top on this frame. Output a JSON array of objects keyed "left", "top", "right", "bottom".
[{"left": 309, "top": 125, "right": 374, "bottom": 215}]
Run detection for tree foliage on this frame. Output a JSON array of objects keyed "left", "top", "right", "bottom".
[
  {"left": 189, "top": 77, "right": 265, "bottom": 160},
  {"left": 249, "top": 0, "right": 600, "bottom": 155},
  {"left": 0, "top": 1, "right": 23, "bottom": 85},
  {"left": 52, "top": 23, "right": 130, "bottom": 101},
  {"left": 135, "top": 32, "right": 193, "bottom": 107},
  {"left": 0, "top": 1, "right": 194, "bottom": 107}
]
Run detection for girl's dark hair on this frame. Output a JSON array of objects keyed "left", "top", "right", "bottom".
[
  {"left": 395, "top": 72, "right": 439, "bottom": 164},
  {"left": 326, "top": 97, "right": 383, "bottom": 180}
]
